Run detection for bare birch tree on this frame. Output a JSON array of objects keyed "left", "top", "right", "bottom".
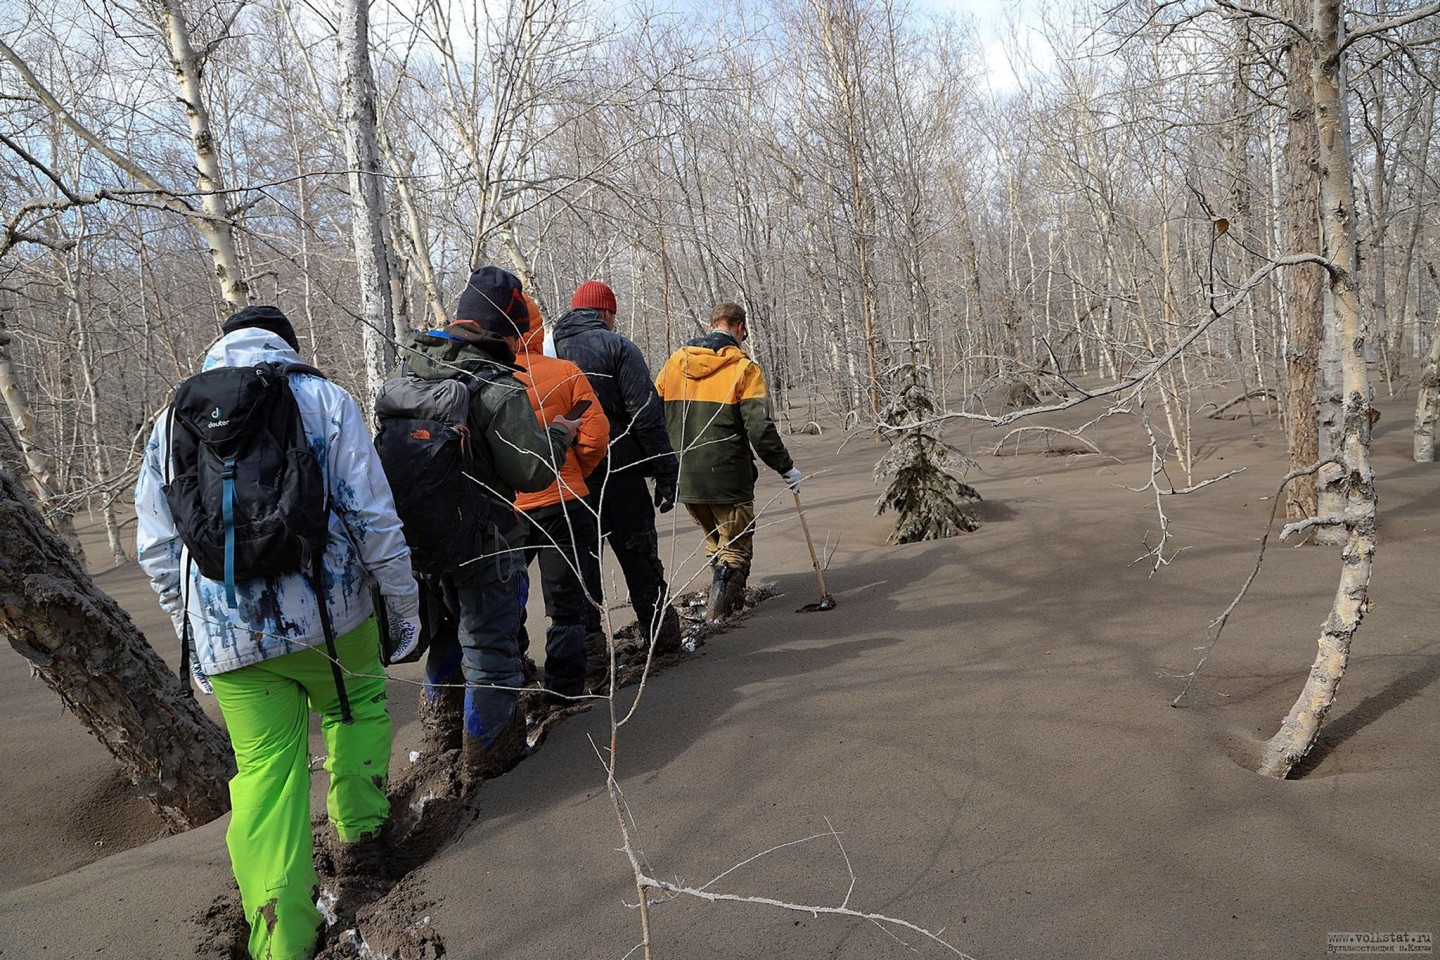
[
  {"left": 156, "top": 0, "right": 251, "bottom": 311},
  {"left": 0, "top": 462, "right": 234, "bottom": 830},
  {"left": 1253, "top": 0, "right": 1440, "bottom": 778},
  {"left": 339, "top": 0, "right": 398, "bottom": 395},
  {"left": 0, "top": 4, "right": 250, "bottom": 312},
  {"left": 0, "top": 319, "right": 84, "bottom": 555}
]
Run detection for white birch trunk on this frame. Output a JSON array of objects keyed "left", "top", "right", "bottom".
[
  {"left": 1312, "top": 39, "right": 1355, "bottom": 547},
  {"left": 63, "top": 236, "right": 127, "bottom": 563},
  {"left": 0, "top": 324, "right": 84, "bottom": 560},
  {"left": 1314, "top": 287, "right": 1347, "bottom": 546},
  {"left": 158, "top": 0, "right": 249, "bottom": 311},
  {"left": 1259, "top": 0, "right": 1378, "bottom": 779},
  {"left": 339, "top": 0, "right": 398, "bottom": 399},
  {"left": 379, "top": 130, "right": 447, "bottom": 329},
  {"left": 1413, "top": 322, "right": 1440, "bottom": 461}
]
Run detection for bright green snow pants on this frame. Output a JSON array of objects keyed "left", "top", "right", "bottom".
[{"left": 210, "top": 618, "right": 391, "bottom": 960}]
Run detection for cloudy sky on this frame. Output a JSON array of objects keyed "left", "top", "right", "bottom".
[{"left": 915, "top": 0, "right": 1052, "bottom": 92}]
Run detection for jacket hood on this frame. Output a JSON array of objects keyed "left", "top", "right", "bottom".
[
  {"left": 676, "top": 341, "right": 746, "bottom": 381},
  {"left": 201, "top": 327, "right": 304, "bottom": 372},
  {"left": 519, "top": 321, "right": 546, "bottom": 354},
  {"left": 513, "top": 322, "right": 553, "bottom": 370},
  {"left": 552, "top": 308, "right": 608, "bottom": 339},
  {"left": 405, "top": 328, "right": 517, "bottom": 381}
]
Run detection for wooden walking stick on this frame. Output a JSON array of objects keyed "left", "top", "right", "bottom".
[{"left": 793, "top": 492, "right": 836, "bottom": 612}]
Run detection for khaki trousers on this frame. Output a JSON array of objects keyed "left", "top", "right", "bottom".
[{"left": 684, "top": 501, "right": 757, "bottom": 576}]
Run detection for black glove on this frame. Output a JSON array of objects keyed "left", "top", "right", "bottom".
[{"left": 653, "top": 478, "right": 677, "bottom": 514}]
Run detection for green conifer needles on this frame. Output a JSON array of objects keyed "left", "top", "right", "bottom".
[{"left": 874, "top": 379, "right": 981, "bottom": 544}]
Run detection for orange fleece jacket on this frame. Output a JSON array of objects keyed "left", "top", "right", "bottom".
[{"left": 513, "top": 323, "right": 609, "bottom": 511}]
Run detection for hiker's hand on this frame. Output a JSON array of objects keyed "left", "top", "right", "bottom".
[
  {"left": 551, "top": 414, "right": 582, "bottom": 445},
  {"left": 782, "top": 466, "right": 803, "bottom": 493},
  {"left": 653, "top": 478, "right": 677, "bottom": 514},
  {"left": 191, "top": 662, "right": 214, "bottom": 696},
  {"left": 386, "top": 611, "right": 424, "bottom": 664}
]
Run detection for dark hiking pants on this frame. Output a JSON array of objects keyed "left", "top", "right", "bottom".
[
  {"left": 515, "top": 500, "right": 602, "bottom": 700},
  {"left": 585, "top": 467, "right": 671, "bottom": 641},
  {"left": 419, "top": 524, "right": 525, "bottom": 748}
]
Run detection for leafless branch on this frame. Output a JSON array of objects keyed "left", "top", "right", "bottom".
[{"left": 1170, "top": 458, "right": 1339, "bottom": 707}]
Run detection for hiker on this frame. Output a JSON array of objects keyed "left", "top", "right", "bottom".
[
  {"left": 375, "top": 266, "right": 580, "bottom": 784},
  {"left": 550, "top": 280, "right": 682, "bottom": 658},
  {"left": 512, "top": 294, "right": 610, "bottom": 701},
  {"left": 135, "top": 305, "right": 421, "bottom": 960},
  {"left": 654, "top": 301, "right": 802, "bottom": 620}
]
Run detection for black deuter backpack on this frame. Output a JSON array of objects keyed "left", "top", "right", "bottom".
[
  {"left": 163, "top": 361, "right": 351, "bottom": 719},
  {"left": 373, "top": 371, "right": 509, "bottom": 574}
]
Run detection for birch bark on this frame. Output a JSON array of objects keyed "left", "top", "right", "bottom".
[
  {"left": 1259, "top": 0, "right": 1379, "bottom": 779},
  {"left": 0, "top": 321, "right": 83, "bottom": 558},
  {"left": 339, "top": 0, "right": 398, "bottom": 399},
  {"left": 157, "top": 0, "right": 249, "bottom": 311},
  {"left": 1412, "top": 319, "right": 1440, "bottom": 461}
]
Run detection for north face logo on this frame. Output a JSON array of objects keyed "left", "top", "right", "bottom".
[{"left": 410, "top": 428, "right": 432, "bottom": 441}]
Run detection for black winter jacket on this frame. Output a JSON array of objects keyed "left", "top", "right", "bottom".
[{"left": 551, "top": 309, "right": 677, "bottom": 482}]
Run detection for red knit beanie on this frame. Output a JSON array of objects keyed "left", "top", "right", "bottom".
[{"left": 571, "top": 280, "right": 617, "bottom": 313}]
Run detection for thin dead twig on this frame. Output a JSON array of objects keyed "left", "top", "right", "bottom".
[
  {"left": 632, "top": 870, "right": 974, "bottom": 957},
  {"left": 1201, "top": 388, "right": 1276, "bottom": 419},
  {"left": 1170, "top": 458, "right": 1339, "bottom": 707},
  {"left": 1125, "top": 407, "right": 1243, "bottom": 576},
  {"left": 990, "top": 425, "right": 1103, "bottom": 458}
]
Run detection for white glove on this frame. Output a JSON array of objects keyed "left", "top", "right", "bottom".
[
  {"left": 386, "top": 612, "right": 424, "bottom": 664},
  {"left": 782, "top": 466, "right": 803, "bottom": 493},
  {"left": 191, "top": 662, "right": 214, "bottom": 696}
]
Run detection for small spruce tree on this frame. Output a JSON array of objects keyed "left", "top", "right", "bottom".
[{"left": 874, "top": 365, "right": 981, "bottom": 544}]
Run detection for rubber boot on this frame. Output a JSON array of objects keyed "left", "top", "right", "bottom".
[
  {"left": 332, "top": 830, "right": 401, "bottom": 884},
  {"left": 461, "top": 705, "right": 527, "bottom": 788},
  {"left": 584, "top": 630, "right": 611, "bottom": 693},
  {"left": 417, "top": 684, "right": 463, "bottom": 756},
  {"left": 330, "top": 829, "right": 402, "bottom": 921},
  {"left": 722, "top": 569, "right": 748, "bottom": 617},
  {"left": 650, "top": 605, "right": 683, "bottom": 656},
  {"left": 708, "top": 563, "right": 735, "bottom": 621},
  {"left": 520, "top": 653, "right": 539, "bottom": 686}
]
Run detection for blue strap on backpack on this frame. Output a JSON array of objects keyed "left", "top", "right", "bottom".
[{"left": 221, "top": 458, "right": 238, "bottom": 607}]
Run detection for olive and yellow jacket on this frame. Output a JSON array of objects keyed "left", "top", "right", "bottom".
[{"left": 654, "top": 331, "right": 793, "bottom": 505}]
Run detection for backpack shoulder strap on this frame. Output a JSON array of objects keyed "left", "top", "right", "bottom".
[
  {"left": 163, "top": 403, "right": 177, "bottom": 487},
  {"left": 274, "top": 361, "right": 327, "bottom": 381},
  {"left": 269, "top": 362, "right": 331, "bottom": 522},
  {"left": 456, "top": 368, "right": 509, "bottom": 434}
]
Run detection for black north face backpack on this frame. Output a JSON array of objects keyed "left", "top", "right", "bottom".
[
  {"left": 373, "top": 372, "right": 509, "bottom": 575},
  {"left": 163, "top": 361, "right": 351, "bottom": 719}
]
